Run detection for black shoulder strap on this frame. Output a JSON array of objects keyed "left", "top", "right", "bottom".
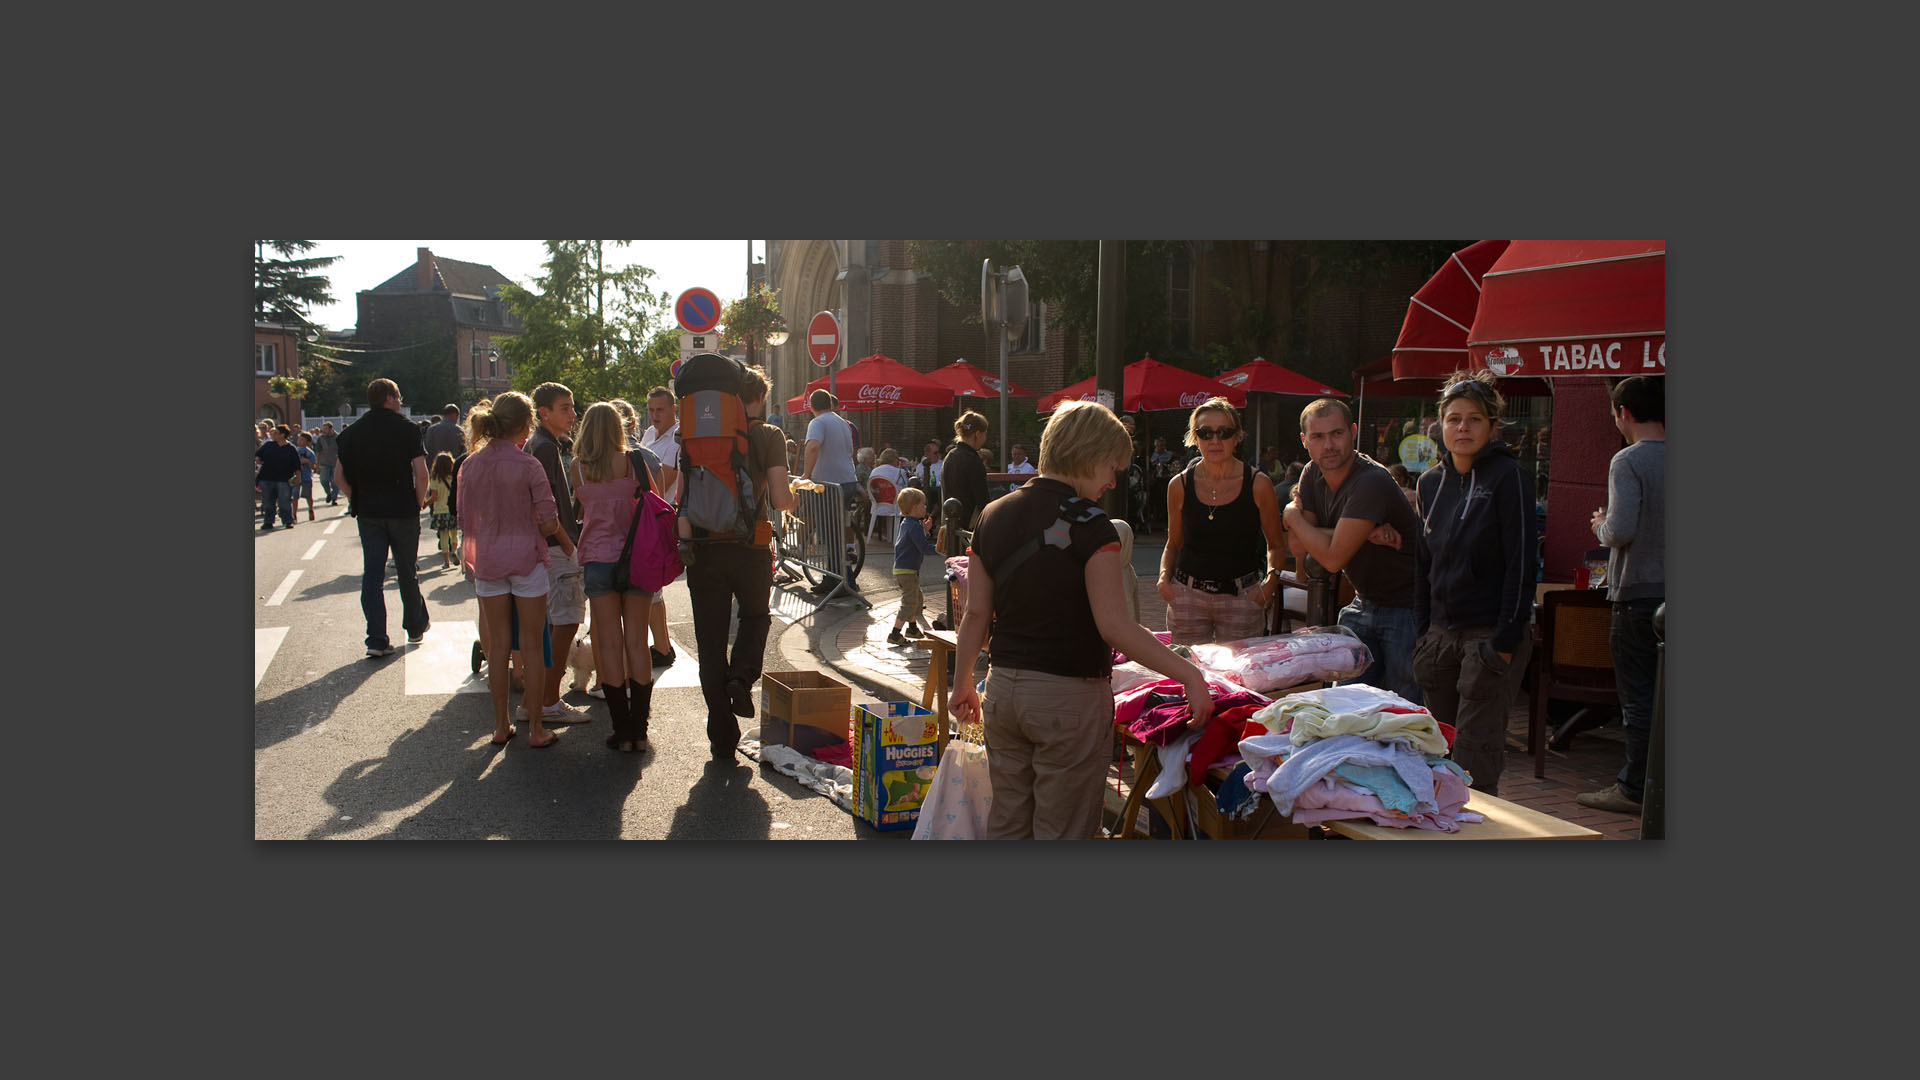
[
  {"left": 626, "top": 449, "right": 652, "bottom": 496},
  {"left": 990, "top": 494, "right": 1107, "bottom": 592}
]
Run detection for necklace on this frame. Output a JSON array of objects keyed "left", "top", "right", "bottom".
[{"left": 1203, "top": 464, "right": 1236, "bottom": 521}]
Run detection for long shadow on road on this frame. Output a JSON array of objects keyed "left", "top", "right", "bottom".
[{"left": 306, "top": 695, "right": 651, "bottom": 840}]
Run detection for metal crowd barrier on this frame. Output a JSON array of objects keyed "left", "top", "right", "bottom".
[{"left": 781, "top": 480, "right": 864, "bottom": 606}]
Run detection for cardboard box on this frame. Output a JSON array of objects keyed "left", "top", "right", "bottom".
[
  {"left": 853, "top": 701, "right": 940, "bottom": 831},
  {"left": 760, "top": 670, "right": 854, "bottom": 755}
]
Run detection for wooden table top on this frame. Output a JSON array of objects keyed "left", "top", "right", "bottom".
[{"left": 1326, "top": 790, "right": 1601, "bottom": 840}]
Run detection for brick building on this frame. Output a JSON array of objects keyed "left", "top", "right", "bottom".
[
  {"left": 355, "top": 247, "right": 523, "bottom": 408},
  {"left": 254, "top": 321, "right": 304, "bottom": 425},
  {"left": 761, "top": 240, "right": 1442, "bottom": 459}
]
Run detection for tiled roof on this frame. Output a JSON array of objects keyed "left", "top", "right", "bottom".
[{"left": 368, "top": 252, "right": 516, "bottom": 298}]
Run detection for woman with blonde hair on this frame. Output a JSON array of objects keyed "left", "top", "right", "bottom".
[
  {"left": 566, "top": 402, "right": 665, "bottom": 752},
  {"left": 458, "top": 392, "right": 574, "bottom": 749},
  {"left": 948, "top": 401, "right": 1213, "bottom": 839},
  {"left": 1156, "top": 397, "right": 1287, "bottom": 645}
]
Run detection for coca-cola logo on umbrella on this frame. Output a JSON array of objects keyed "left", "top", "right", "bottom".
[
  {"left": 857, "top": 384, "right": 904, "bottom": 401},
  {"left": 1178, "top": 391, "right": 1213, "bottom": 407},
  {"left": 982, "top": 376, "right": 1006, "bottom": 392},
  {"left": 1219, "top": 372, "right": 1250, "bottom": 387}
]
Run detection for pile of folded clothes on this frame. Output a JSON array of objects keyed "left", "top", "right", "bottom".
[
  {"left": 1185, "top": 627, "right": 1372, "bottom": 694},
  {"left": 1218, "top": 685, "right": 1485, "bottom": 833}
]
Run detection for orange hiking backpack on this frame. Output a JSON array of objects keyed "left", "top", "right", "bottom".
[{"left": 673, "top": 352, "right": 771, "bottom": 548}]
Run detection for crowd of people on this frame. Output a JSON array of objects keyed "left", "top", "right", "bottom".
[{"left": 261, "top": 362, "right": 1663, "bottom": 835}]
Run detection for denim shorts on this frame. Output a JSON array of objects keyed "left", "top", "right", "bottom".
[{"left": 583, "top": 560, "right": 654, "bottom": 600}]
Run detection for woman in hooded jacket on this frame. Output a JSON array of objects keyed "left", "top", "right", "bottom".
[{"left": 1412, "top": 370, "right": 1537, "bottom": 796}]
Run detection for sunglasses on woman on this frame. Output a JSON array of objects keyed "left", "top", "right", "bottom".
[{"left": 1194, "top": 426, "right": 1238, "bottom": 441}]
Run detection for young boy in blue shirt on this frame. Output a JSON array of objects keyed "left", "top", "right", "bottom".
[{"left": 888, "top": 487, "right": 941, "bottom": 646}]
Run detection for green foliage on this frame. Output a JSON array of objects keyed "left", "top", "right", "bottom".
[
  {"left": 297, "top": 349, "right": 355, "bottom": 416},
  {"left": 717, "top": 282, "right": 787, "bottom": 350},
  {"left": 266, "top": 375, "right": 308, "bottom": 399},
  {"left": 499, "top": 241, "right": 674, "bottom": 406},
  {"left": 255, "top": 241, "right": 340, "bottom": 327}
]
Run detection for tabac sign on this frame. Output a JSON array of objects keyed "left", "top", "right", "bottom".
[{"left": 1478, "top": 337, "right": 1666, "bottom": 378}]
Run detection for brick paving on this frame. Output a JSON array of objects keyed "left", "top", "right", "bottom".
[{"left": 784, "top": 527, "right": 1647, "bottom": 840}]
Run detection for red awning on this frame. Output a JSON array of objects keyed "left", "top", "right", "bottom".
[
  {"left": 1391, "top": 239, "right": 1510, "bottom": 380},
  {"left": 1466, "top": 241, "right": 1665, "bottom": 378},
  {"left": 1215, "top": 357, "right": 1344, "bottom": 397},
  {"left": 1354, "top": 355, "right": 1552, "bottom": 400},
  {"left": 785, "top": 354, "right": 953, "bottom": 413},
  {"left": 1036, "top": 357, "right": 1245, "bottom": 415},
  {"left": 924, "top": 359, "right": 1034, "bottom": 399}
]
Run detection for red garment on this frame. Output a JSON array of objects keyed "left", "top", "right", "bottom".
[
  {"left": 810, "top": 742, "right": 854, "bottom": 768},
  {"left": 1188, "top": 710, "right": 1270, "bottom": 788}
]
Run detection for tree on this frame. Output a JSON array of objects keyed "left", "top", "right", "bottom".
[
  {"left": 498, "top": 241, "right": 673, "bottom": 405},
  {"left": 717, "top": 282, "right": 788, "bottom": 371},
  {"left": 254, "top": 241, "right": 340, "bottom": 327}
]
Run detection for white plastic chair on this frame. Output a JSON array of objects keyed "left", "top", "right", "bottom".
[{"left": 866, "top": 472, "right": 900, "bottom": 543}]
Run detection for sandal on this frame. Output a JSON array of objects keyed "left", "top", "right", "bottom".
[{"left": 490, "top": 725, "right": 517, "bottom": 746}]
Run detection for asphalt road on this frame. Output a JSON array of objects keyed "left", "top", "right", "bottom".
[{"left": 252, "top": 499, "right": 893, "bottom": 840}]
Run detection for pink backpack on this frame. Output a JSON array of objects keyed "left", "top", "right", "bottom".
[{"left": 628, "top": 489, "right": 684, "bottom": 592}]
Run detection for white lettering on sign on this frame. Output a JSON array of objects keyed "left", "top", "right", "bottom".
[
  {"left": 1643, "top": 341, "right": 1666, "bottom": 369},
  {"left": 857, "top": 384, "right": 903, "bottom": 401},
  {"left": 1540, "top": 341, "right": 1647, "bottom": 373},
  {"left": 1178, "top": 391, "right": 1211, "bottom": 407}
]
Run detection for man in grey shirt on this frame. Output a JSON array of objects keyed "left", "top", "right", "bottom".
[
  {"left": 424, "top": 404, "right": 466, "bottom": 460},
  {"left": 802, "top": 389, "right": 861, "bottom": 594},
  {"left": 1577, "top": 376, "right": 1665, "bottom": 816}
]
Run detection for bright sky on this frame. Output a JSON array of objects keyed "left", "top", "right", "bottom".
[{"left": 300, "top": 240, "right": 768, "bottom": 333}]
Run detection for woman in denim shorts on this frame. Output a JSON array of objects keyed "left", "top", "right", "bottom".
[{"left": 567, "top": 402, "right": 665, "bottom": 754}]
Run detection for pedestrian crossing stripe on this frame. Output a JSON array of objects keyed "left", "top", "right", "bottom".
[
  {"left": 256, "top": 627, "right": 288, "bottom": 689},
  {"left": 301, "top": 540, "right": 325, "bottom": 560},
  {"left": 324, "top": 520, "right": 342, "bottom": 535}
]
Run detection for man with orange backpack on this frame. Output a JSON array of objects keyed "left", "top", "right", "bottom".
[{"left": 676, "top": 356, "right": 796, "bottom": 761}]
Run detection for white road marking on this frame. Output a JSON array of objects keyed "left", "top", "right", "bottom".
[
  {"left": 404, "top": 621, "right": 489, "bottom": 695},
  {"left": 301, "top": 540, "right": 325, "bottom": 560},
  {"left": 649, "top": 653, "right": 704, "bottom": 690},
  {"left": 256, "top": 627, "right": 288, "bottom": 689},
  {"left": 324, "top": 520, "right": 342, "bottom": 535},
  {"left": 265, "top": 570, "right": 303, "bottom": 607}
]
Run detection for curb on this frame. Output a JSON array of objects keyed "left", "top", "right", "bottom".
[{"left": 774, "top": 572, "right": 928, "bottom": 706}]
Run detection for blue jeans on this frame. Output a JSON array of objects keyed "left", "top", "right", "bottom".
[
  {"left": 356, "top": 515, "right": 429, "bottom": 650},
  {"left": 317, "top": 465, "right": 338, "bottom": 503},
  {"left": 1611, "top": 597, "right": 1661, "bottom": 800},
  {"left": 1335, "top": 597, "right": 1423, "bottom": 704},
  {"left": 260, "top": 480, "right": 294, "bottom": 527}
]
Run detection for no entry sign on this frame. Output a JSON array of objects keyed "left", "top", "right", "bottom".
[
  {"left": 675, "top": 287, "right": 722, "bottom": 335},
  {"left": 808, "top": 310, "right": 841, "bottom": 367}
]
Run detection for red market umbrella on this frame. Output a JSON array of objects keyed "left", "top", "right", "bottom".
[
  {"left": 1037, "top": 357, "right": 1245, "bottom": 415},
  {"left": 925, "top": 359, "right": 1034, "bottom": 399},
  {"left": 785, "top": 354, "right": 953, "bottom": 414},
  {"left": 1466, "top": 240, "right": 1666, "bottom": 378},
  {"left": 1392, "top": 239, "right": 1511, "bottom": 380},
  {"left": 1216, "top": 357, "right": 1345, "bottom": 456}
]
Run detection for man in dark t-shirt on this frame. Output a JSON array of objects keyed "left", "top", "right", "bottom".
[
  {"left": 686, "top": 363, "right": 796, "bottom": 760},
  {"left": 254, "top": 424, "right": 301, "bottom": 530},
  {"left": 335, "top": 378, "right": 431, "bottom": 657},
  {"left": 524, "top": 382, "right": 587, "bottom": 724},
  {"left": 1283, "top": 397, "right": 1427, "bottom": 703}
]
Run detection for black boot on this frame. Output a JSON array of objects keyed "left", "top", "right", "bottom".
[
  {"left": 602, "top": 682, "right": 631, "bottom": 749},
  {"left": 630, "top": 681, "right": 654, "bottom": 751}
]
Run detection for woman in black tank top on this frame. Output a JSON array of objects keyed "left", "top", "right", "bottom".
[{"left": 1156, "top": 399, "right": 1287, "bottom": 645}]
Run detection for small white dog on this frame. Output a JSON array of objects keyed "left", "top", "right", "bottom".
[{"left": 568, "top": 631, "right": 600, "bottom": 697}]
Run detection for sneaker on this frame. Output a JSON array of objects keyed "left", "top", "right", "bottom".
[
  {"left": 519, "top": 701, "right": 590, "bottom": 724},
  {"left": 886, "top": 629, "right": 910, "bottom": 646},
  {"left": 1575, "top": 782, "right": 1643, "bottom": 814},
  {"left": 904, "top": 622, "right": 925, "bottom": 639},
  {"left": 726, "top": 677, "right": 755, "bottom": 719},
  {"left": 366, "top": 644, "right": 396, "bottom": 658},
  {"left": 407, "top": 627, "right": 428, "bottom": 645},
  {"left": 586, "top": 684, "right": 606, "bottom": 699},
  {"left": 262, "top": 525, "right": 275, "bottom": 531}
]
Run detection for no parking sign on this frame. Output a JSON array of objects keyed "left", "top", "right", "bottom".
[{"left": 675, "top": 287, "right": 721, "bottom": 334}]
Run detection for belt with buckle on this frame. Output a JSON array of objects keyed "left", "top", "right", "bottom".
[{"left": 1173, "top": 568, "right": 1264, "bottom": 596}]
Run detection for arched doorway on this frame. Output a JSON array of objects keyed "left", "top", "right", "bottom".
[{"left": 768, "top": 240, "right": 845, "bottom": 431}]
